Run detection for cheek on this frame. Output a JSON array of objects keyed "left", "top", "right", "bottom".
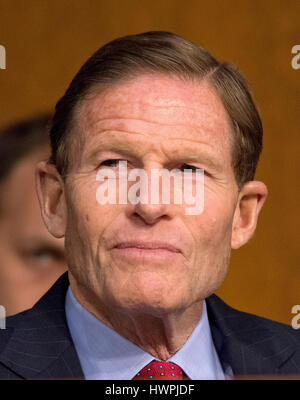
[
  {"left": 186, "top": 185, "right": 236, "bottom": 261},
  {"left": 64, "top": 181, "right": 125, "bottom": 271},
  {"left": 188, "top": 191, "right": 234, "bottom": 242},
  {"left": 66, "top": 178, "right": 113, "bottom": 234},
  {"left": 203, "top": 182, "right": 236, "bottom": 230},
  {"left": 181, "top": 202, "right": 233, "bottom": 300}
]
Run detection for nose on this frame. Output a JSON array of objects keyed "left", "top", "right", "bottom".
[
  {"left": 125, "top": 165, "right": 176, "bottom": 225},
  {"left": 131, "top": 201, "right": 171, "bottom": 225}
]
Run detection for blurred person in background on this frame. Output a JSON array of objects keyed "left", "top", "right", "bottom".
[{"left": 0, "top": 115, "right": 66, "bottom": 316}]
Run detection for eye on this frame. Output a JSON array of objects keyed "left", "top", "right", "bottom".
[
  {"left": 28, "top": 247, "right": 65, "bottom": 266},
  {"left": 100, "top": 159, "right": 124, "bottom": 168},
  {"left": 31, "top": 249, "right": 53, "bottom": 262},
  {"left": 180, "top": 163, "right": 199, "bottom": 172}
]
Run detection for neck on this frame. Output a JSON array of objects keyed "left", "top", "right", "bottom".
[
  {"left": 69, "top": 276, "right": 203, "bottom": 360},
  {"left": 115, "top": 303, "right": 204, "bottom": 360}
]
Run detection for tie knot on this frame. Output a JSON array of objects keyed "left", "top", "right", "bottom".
[{"left": 133, "top": 360, "right": 184, "bottom": 380}]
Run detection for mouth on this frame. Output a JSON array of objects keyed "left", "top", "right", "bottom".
[{"left": 112, "top": 241, "right": 181, "bottom": 259}]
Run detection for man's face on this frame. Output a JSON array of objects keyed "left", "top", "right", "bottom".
[
  {"left": 62, "top": 74, "right": 241, "bottom": 317},
  {"left": 0, "top": 148, "right": 66, "bottom": 315}
]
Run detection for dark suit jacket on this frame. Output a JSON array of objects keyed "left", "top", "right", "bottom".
[{"left": 0, "top": 272, "right": 299, "bottom": 379}]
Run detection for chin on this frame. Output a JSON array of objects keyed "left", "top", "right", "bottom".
[
  {"left": 112, "top": 288, "right": 188, "bottom": 317},
  {"left": 121, "top": 300, "right": 184, "bottom": 318},
  {"left": 104, "top": 271, "right": 191, "bottom": 315}
]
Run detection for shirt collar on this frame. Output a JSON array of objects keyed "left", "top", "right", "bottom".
[{"left": 65, "top": 286, "right": 226, "bottom": 380}]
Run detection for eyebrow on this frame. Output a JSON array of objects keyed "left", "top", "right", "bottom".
[{"left": 83, "top": 131, "right": 224, "bottom": 172}]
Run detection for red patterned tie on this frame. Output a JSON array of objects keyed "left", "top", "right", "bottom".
[{"left": 133, "top": 360, "right": 185, "bottom": 380}]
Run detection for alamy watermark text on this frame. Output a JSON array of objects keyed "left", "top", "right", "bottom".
[
  {"left": 0, "top": 45, "right": 6, "bottom": 70},
  {"left": 0, "top": 306, "right": 5, "bottom": 329},
  {"left": 291, "top": 45, "right": 300, "bottom": 70},
  {"left": 96, "top": 161, "right": 204, "bottom": 215}
]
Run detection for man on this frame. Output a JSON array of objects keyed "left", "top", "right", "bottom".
[
  {"left": 0, "top": 116, "right": 66, "bottom": 316},
  {"left": 0, "top": 32, "right": 299, "bottom": 379}
]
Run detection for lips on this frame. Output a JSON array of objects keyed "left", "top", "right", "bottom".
[{"left": 113, "top": 241, "right": 181, "bottom": 253}]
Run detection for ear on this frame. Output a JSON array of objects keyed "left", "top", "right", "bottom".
[
  {"left": 231, "top": 181, "right": 268, "bottom": 249},
  {"left": 35, "top": 161, "right": 66, "bottom": 238}
]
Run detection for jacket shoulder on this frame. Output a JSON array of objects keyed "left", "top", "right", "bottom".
[
  {"left": 206, "top": 294, "right": 300, "bottom": 376},
  {"left": 207, "top": 293, "right": 300, "bottom": 341},
  {"left": 0, "top": 273, "right": 81, "bottom": 380}
]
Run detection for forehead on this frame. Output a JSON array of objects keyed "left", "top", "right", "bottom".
[{"left": 75, "top": 73, "right": 232, "bottom": 156}]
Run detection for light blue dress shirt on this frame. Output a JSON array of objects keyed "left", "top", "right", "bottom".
[{"left": 65, "top": 286, "right": 231, "bottom": 380}]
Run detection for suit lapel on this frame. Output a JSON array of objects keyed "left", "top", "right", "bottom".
[
  {"left": 206, "top": 294, "right": 298, "bottom": 376},
  {"left": 0, "top": 273, "right": 84, "bottom": 379}
]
